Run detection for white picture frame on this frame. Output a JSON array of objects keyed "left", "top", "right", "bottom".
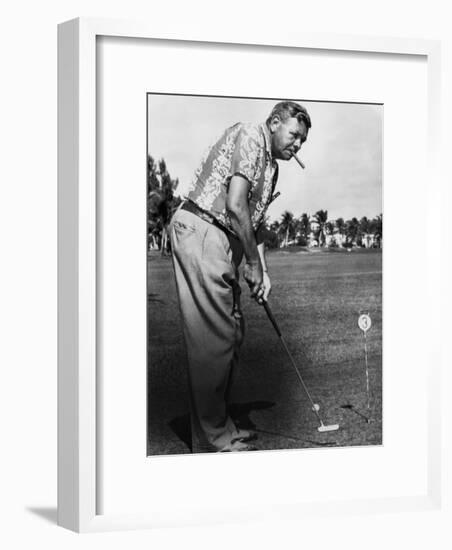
[{"left": 58, "top": 17, "right": 442, "bottom": 533}]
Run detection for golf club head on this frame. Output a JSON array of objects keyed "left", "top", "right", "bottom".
[{"left": 318, "top": 424, "right": 339, "bottom": 433}]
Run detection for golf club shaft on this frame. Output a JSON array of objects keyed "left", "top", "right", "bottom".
[
  {"left": 279, "top": 335, "right": 323, "bottom": 424},
  {"left": 263, "top": 300, "right": 282, "bottom": 337},
  {"left": 263, "top": 302, "right": 323, "bottom": 425}
]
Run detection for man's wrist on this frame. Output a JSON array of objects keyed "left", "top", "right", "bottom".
[{"left": 245, "top": 258, "right": 260, "bottom": 266}]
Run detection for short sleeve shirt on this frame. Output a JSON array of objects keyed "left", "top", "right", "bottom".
[{"left": 185, "top": 122, "right": 278, "bottom": 235}]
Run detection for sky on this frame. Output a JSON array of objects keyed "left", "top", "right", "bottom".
[{"left": 147, "top": 94, "right": 382, "bottom": 223}]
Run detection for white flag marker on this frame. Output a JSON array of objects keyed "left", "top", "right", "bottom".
[{"left": 358, "top": 313, "right": 372, "bottom": 411}]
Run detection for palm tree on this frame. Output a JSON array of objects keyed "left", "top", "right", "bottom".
[
  {"left": 270, "top": 220, "right": 280, "bottom": 233},
  {"left": 325, "top": 221, "right": 334, "bottom": 233},
  {"left": 295, "top": 213, "right": 310, "bottom": 245},
  {"left": 147, "top": 155, "right": 160, "bottom": 192},
  {"left": 147, "top": 215, "right": 162, "bottom": 250},
  {"left": 345, "top": 217, "right": 360, "bottom": 246},
  {"left": 373, "top": 214, "right": 383, "bottom": 248},
  {"left": 279, "top": 211, "right": 295, "bottom": 247},
  {"left": 325, "top": 221, "right": 335, "bottom": 245},
  {"left": 258, "top": 216, "right": 279, "bottom": 249},
  {"left": 147, "top": 155, "right": 180, "bottom": 255},
  {"left": 359, "top": 216, "right": 371, "bottom": 247},
  {"left": 335, "top": 217, "right": 345, "bottom": 247},
  {"left": 269, "top": 220, "right": 282, "bottom": 247},
  {"left": 314, "top": 210, "right": 328, "bottom": 247},
  {"left": 157, "top": 159, "right": 173, "bottom": 256}
]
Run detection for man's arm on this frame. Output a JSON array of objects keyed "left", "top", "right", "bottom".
[
  {"left": 256, "top": 229, "right": 272, "bottom": 303},
  {"left": 226, "top": 175, "right": 264, "bottom": 301}
]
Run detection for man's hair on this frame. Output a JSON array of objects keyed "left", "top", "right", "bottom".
[{"left": 266, "top": 101, "right": 312, "bottom": 130}]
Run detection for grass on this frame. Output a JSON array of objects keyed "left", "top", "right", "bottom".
[{"left": 147, "top": 247, "right": 382, "bottom": 455}]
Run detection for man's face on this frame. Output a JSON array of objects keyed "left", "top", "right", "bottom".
[{"left": 269, "top": 116, "right": 308, "bottom": 160}]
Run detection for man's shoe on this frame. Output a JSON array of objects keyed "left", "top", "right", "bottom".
[
  {"left": 231, "top": 428, "right": 257, "bottom": 444},
  {"left": 219, "top": 440, "right": 257, "bottom": 452}
]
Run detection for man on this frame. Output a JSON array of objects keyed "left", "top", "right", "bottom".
[{"left": 169, "top": 101, "right": 311, "bottom": 453}]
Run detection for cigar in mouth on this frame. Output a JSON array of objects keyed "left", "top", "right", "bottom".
[{"left": 292, "top": 154, "right": 306, "bottom": 170}]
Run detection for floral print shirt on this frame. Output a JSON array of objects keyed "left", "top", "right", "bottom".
[{"left": 185, "top": 122, "right": 278, "bottom": 235}]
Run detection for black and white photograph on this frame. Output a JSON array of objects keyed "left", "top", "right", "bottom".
[
  {"left": 146, "top": 94, "right": 383, "bottom": 455},
  {"left": 5, "top": 0, "right": 447, "bottom": 543}
]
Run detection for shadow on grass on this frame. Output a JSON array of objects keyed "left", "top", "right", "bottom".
[
  {"left": 251, "top": 427, "right": 340, "bottom": 448},
  {"left": 341, "top": 403, "right": 371, "bottom": 423},
  {"left": 229, "top": 400, "right": 276, "bottom": 430},
  {"left": 168, "top": 414, "right": 191, "bottom": 452},
  {"left": 232, "top": 401, "right": 339, "bottom": 448}
]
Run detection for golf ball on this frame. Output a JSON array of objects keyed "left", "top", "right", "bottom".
[{"left": 312, "top": 404, "right": 320, "bottom": 412}]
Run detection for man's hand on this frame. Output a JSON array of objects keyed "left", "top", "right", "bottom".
[
  {"left": 244, "top": 261, "right": 263, "bottom": 300},
  {"left": 255, "top": 271, "right": 271, "bottom": 305},
  {"left": 260, "top": 272, "right": 272, "bottom": 303}
]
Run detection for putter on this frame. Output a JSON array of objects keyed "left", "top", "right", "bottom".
[{"left": 263, "top": 302, "right": 339, "bottom": 433}]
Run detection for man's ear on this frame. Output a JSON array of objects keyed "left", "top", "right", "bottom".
[{"left": 269, "top": 115, "right": 282, "bottom": 133}]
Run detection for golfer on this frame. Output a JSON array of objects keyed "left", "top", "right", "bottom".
[{"left": 169, "top": 101, "right": 311, "bottom": 453}]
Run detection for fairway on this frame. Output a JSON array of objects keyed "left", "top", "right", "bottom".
[{"left": 147, "top": 248, "right": 382, "bottom": 455}]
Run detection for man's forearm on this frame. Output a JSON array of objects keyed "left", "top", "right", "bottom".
[
  {"left": 226, "top": 175, "right": 261, "bottom": 265},
  {"left": 257, "top": 235, "right": 272, "bottom": 302},
  {"left": 256, "top": 227, "right": 268, "bottom": 272},
  {"left": 227, "top": 201, "right": 260, "bottom": 264},
  {"left": 257, "top": 242, "right": 267, "bottom": 272},
  {"left": 226, "top": 175, "right": 264, "bottom": 299}
]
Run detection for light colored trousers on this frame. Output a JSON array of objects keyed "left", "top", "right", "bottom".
[{"left": 169, "top": 208, "right": 245, "bottom": 452}]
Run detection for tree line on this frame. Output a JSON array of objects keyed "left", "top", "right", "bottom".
[
  {"left": 147, "top": 155, "right": 382, "bottom": 254},
  {"left": 264, "top": 209, "right": 382, "bottom": 249}
]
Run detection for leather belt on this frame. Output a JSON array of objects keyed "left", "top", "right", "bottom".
[{"left": 180, "top": 200, "right": 232, "bottom": 236}]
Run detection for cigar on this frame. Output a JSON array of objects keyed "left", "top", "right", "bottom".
[{"left": 292, "top": 154, "right": 305, "bottom": 170}]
